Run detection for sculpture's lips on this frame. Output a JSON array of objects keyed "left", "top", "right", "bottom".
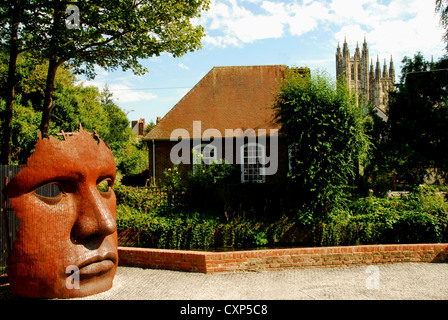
[
  {"left": 78, "top": 253, "right": 117, "bottom": 278},
  {"left": 79, "top": 260, "right": 115, "bottom": 276}
]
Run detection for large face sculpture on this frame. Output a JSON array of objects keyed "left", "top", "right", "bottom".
[{"left": 6, "top": 128, "right": 118, "bottom": 299}]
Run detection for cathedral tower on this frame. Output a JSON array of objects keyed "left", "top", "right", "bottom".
[{"left": 336, "top": 38, "right": 395, "bottom": 116}]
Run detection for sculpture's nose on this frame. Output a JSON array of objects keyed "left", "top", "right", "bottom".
[{"left": 70, "top": 184, "right": 116, "bottom": 247}]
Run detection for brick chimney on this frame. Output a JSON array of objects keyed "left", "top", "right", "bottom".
[
  {"left": 138, "top": 118, "right": 146, "bottom": 136},
  {"left": 132, "top": 119, "right": 147, "bottom": 136}
]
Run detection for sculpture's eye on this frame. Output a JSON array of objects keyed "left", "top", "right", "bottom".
[
  {"left": 97, "top": 178, "right": 112, "bottom": 195},
  {"left": 34, "top": 182, "right": 63, "bottom": 205}
]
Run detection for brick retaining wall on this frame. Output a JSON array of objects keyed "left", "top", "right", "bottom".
[
  {"left": 118, "top": 247, "right": 207, "bottom": 273},
  {"left": 118, "top": 243, "right": 448, "bottom": 274}
]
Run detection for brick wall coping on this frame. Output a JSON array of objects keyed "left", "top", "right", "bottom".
[{"left": 118, "top": 243, "right": 448, "bottom": 274}]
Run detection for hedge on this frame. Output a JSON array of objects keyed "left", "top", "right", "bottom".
[{"left": 115, "top": 184, "right": 448, "bottom": 250}]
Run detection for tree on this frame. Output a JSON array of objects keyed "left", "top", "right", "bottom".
[
  {"left": 0, "top": 0, "right": 210, "bottom": 162},
  {"left": 386, "top": 53, "right": 448, "bottom": 183},
  {"left": 0, "top": 55, "right": 136, "bottom": 167},
  {"left": 361, "top": 104, "right": 394, "bottom": 195},
  {"left": 436, "top": 0, "right": 448, "bottom": 49},
  {"left": 273, "top": 69, "right": 371, "bottom": 217},
  {"left": 143, "top": 119, "right": 156, "bottom": 137},
  {"left": 0, "top": 2, "right": 20, "bottom": 165},
  {"left": 100, "top": 85, "right": 132, "bottom": 151},
  {"left": 0, "top": 1, "right": 41, "bottom": 164},
  {"left": 0, "top": 52, "right": 45, "bottom": 163},
  {"left": 33, "top": 0, "right": 210, "bottom": 138}
]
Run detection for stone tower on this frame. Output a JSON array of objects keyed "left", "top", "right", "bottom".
[{"left": 336, "top": 37, "right": 395, "bottom": 116}]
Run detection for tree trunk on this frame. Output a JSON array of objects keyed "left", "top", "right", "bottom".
[
  {"left": 39, "top": 57, "right": 58, "bottom": 139},
  {"left": 1, "top": 4, "right": 19, "bottom": 165},
  {"left": 39, "top": 0, "right": 62, "bottom": 139}
]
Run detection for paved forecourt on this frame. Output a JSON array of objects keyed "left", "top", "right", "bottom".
[{"left": 77, "top": 262, "right": 448, "bottom": 300}]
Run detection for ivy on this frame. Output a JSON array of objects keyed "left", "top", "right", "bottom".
[{"left": 273, "top": 69, "right": 372, "bottom": 218}]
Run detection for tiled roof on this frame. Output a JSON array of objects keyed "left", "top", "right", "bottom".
[{"left": 144, "top": 65, "right": 290, "bottom": 140}]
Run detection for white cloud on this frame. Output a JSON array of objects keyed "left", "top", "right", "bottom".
[
  {"left": 332, "top": 0, "right": 445, "bottom": 64},
  {"left": 328, "top": 0, "right": 377, "bottom": 25},
  {"left": 83, "top": 80, "right": 157, "bottom": 104},
  {"left": 334, "top": 25, "right": 368, "bottom": 45},
  {"left": 203, "top": 34, "right": 242, "bottom": 48},
  {"left": 201, "top": 0, "right": 333, "bottom": 46},
  {"left": 203, "top": 35, "right": 235, "bottom": 48},
  {"left": 231, "top": 14, "right": 284, "bottom": 42},
  {"left": 178, "top": 63, "right": 190, "bottom": 71},
  {"left": 202, "top": 0, "right": 334, "bottom": 45},
  {"left": 286, "top": 1, "right": 331, "bottom": 36},
  {"left": 109, "top": 84, "right": 158, "bottom": 103},
  {"left": 201, "top": 0, "right": 286, "bottom": 46},
  {"left": 201, "top": 0, "right": 445, "bottom": 63}
]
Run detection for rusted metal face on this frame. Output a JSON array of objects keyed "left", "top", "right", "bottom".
[{"left": 6, "top": 127, "right": 117, "bottom": 299}]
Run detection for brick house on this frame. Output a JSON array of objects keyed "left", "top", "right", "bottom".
[{"left": 143, "top": 65, "right": 308, "bottom": 184}]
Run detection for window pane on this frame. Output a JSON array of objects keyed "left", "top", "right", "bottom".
[{"left": 242, "top": 144, "right": 265, "bottom": 182}]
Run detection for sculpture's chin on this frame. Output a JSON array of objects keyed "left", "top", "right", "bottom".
[{"left": 8, "top": 263, "right": 117, "bottom": 299}]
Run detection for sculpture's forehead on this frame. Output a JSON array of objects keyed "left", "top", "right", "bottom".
[
  {"left": 7, "top": 129, "right": 115, "bottom": 197},
  {"left": 27, "top": 131, "right": 114, "bottom": 170}
]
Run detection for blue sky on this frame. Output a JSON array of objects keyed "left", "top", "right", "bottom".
[{"left": 83, "top": 0, "right": 446, "bottom": 125}]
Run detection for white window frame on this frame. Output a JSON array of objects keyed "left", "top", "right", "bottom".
[
  {"left": 192, "top": 143, "right": 218, "bottom": 175},
  {"left": 240, "top": 142, "right": 266, "bottom": 183}
]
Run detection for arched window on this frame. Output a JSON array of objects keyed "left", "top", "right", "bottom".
[
  {"left": 358, "top": 65, "right": 361, "bottom": 80},
  {"left": 240, "top": 143, "right": 265, "bottom": 183},
  {"left": 192, "top": 143, "right": 217, "bottom": 174},
  {"left": 351, "top": 64, "right": 355, "bottom": 80}
]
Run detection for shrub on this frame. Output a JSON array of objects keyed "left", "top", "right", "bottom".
[
  {"left": 318, "top": 187, "right": 448, "bottom": 246},
  {"left": 114, "top": 184, "right": 167, "bottom": 213},
  {"left": 116, "top": 203, "right": 294, "bottom": 250},
  {"left": 273, "top": 69, "right": 372, "bottom": 217},
  {"left": 115, "top": 168, "right": 448, "bottom": 250}
]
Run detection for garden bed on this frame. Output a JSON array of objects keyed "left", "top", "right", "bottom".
[{"left": 116, "top": 183, "right": 448, "bottom": 251}]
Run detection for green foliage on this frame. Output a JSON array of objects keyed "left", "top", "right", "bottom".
[
  {"left": 318, "top": 186, "right": 448, "bottom": 246},
  {"left": 185, "top": 158, "right": 240, "bottom": 213},
  {"left": 114, "top": 184, "right": 167, "bottom": 213},
  {"left": 162, "top": 165, "right": 186, "bottom": 193},
  {"left": 116, "top": 164, "right": 448, "bottom": 250},
  {"left": 100, "top": 86, "right": 133, "bottom": 151},
  {"left": 273, "top": 69, "right": 372, "bottom": 217},
  {"left": 45, "top": 0, "right": 210, "bottom": 78},
  {"left": 385, "top": 53, "right": 448, "bottom": 183},
  {"left": 116, "top": 204, "right": 284, "bottom": 250},
  {"left": 115, "top": 182, "right": 448, "bottom": 250},
  {"left": 0, "top": 54, "right": 146, "bottom": 173},
  {"left": 115, "top": 181, "right": 297, "bottom": 250},
  {"left": 361, "top": 106, "right": 395, "bottom": 196},
  {"left": 0, "top": 96, "right": 41, "bottom": 164},
  {"left": 190, "top": 157, "right": 240, "bottom": 187},
  {"left": 1, "top": 0, "right": 211, "bottom": 155},
  {"left": 49, "top": 81, "right": 109, "bottom": 137},
  {"left": 115, "top": 134, "right": 148, "bottom": 176}
]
